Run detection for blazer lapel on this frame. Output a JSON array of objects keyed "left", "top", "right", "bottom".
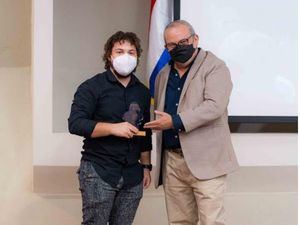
[
  {"left": 157, "top": 66, "right": 170, "bottom": 112},
  {"left": 178, "top": 49, "right": 207, "bottom": 107}
]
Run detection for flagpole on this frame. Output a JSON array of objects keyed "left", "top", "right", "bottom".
[{"left": 174, "top": 0, "right": 180, "bottom": 20}]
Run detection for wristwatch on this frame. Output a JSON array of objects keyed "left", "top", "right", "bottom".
[{"left": 141, "top": 164, "right": 152, "bottom": 171}]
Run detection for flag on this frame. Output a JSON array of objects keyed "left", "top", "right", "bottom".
[{"left": 147, "top": 0, "right": 173, "bottom": 99}]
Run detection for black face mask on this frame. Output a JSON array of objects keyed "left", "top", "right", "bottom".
[{"left": 169, "top": 44, "right": 196, "bottom": 63}]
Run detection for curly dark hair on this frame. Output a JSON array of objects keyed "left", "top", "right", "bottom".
[{"left": 103, "top": 31, "right": 142, "bottom": 70}]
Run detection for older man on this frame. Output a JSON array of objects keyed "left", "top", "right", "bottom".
[{"left": 144, "top": 20, "right": 239, "bottom": 225}]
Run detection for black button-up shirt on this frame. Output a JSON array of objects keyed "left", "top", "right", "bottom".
[
  {"left": 163, "top": 49, "right": 200, "bottom": 149},
  {"left": 68, "top": 70, "right": 152, "bottom": 188}
]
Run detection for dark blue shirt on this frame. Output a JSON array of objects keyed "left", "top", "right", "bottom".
[
  {"left": 68, "top": 70, "right": 152, "bottom": 188},
  {"left": 163, "top": 49, "right": 199, "bottom": 149},
  {"left": 163, "top": 65, "right": 188, "bottom": 149}
]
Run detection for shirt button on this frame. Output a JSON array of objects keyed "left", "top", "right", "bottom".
[
  {"left": 177, "top": 87, "right": 181, "bottom": 91},
  {"left": 175, "top": 135, "right": 178, "bottom": 139},
  {"left": 175, "top": 73, "right": 178, "bottom": 77},
  {"left": 178, "top": 129, "right": 182, "bottom": 132},
  {"left": 176, "top": 103, "right": 178, "bottom": 106}
]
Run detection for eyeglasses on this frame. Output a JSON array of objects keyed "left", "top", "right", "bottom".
[{"left": 164, "top": 34, "right": 195, "bottom": 50}]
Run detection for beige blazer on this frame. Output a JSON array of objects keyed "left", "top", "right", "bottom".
[{"left": 153, "top": 49, "right": 239, "bottom": 188}]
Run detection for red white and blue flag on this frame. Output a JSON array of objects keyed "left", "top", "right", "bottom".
[{"left": 147, "top": 0, "right": 173, "bottom": 99}]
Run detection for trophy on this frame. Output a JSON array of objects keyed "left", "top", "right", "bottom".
[{"left": 122, "top": 102, "right": 146, "bottom": 136}]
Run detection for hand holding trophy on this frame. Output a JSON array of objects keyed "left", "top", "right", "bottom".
[{"left": 122, "top": 102, "right": 146, "bottom": 136}]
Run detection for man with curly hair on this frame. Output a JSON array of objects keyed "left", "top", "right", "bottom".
[{"left": 68, "top": 31, "right": 152, "bottom": 225}]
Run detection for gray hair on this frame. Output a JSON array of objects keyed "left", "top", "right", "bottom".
[{"left": 164, "top": 20, "right": 195, "bottom": 37}]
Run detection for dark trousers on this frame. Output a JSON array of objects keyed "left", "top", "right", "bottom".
[{"left": 77, "top": 160, "right": 143, "bottom": 225}]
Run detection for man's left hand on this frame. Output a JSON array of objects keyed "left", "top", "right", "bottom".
[
  {"left": 143, "top": 169, "right": 151, "bottom": 189},
  {"left": 144, "top": 110, "right": 173, "bottom": 130}
]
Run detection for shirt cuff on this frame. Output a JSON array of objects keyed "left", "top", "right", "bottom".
[
  {"left": 171, "top": 114, "right": 185, "bottom": 132},
  {"left": 83, "top": 120, "right": 98, "bottom": 138}
]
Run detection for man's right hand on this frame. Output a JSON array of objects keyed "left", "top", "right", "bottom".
[{"left": 110, "top": 122, "right": 139, "bottom": 138}]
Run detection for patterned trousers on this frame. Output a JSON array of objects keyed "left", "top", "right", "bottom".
[{"left": 77, "top": 160, "right": 143, "bottom": 225}]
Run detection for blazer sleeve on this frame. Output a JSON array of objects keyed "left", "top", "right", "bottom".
[{"left": 179, "top": 62, "right": 233, "bottom": 133}]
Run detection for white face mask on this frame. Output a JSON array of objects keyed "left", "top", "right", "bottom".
[{"left": 112, "top": 53, "right": 137, "bottom": 77}]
